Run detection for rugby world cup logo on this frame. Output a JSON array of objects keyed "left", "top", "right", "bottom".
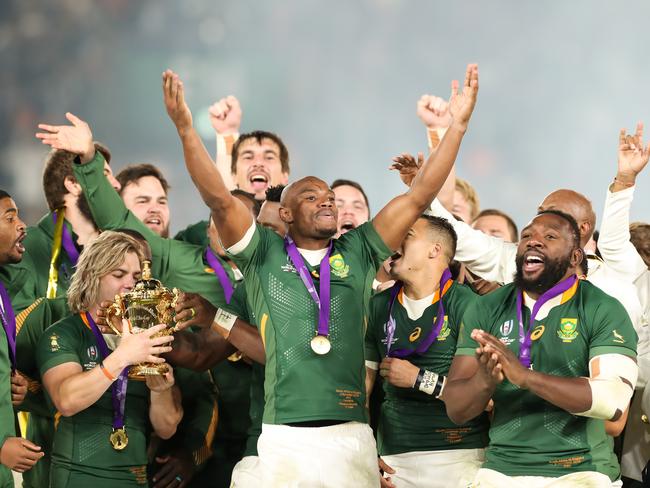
[{"left": 500, "top": 320, "right": 514, "bottom": 337}]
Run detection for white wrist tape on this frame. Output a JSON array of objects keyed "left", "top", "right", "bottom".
[
  {"left": 419, "top": 370, "right": 439, "bottom": 395},
  {"left": 576, "top": 354, "right": 638, "bottom": 420},
  {"left": 212, "top": 308, "right": 237, "bottom": 333},
  {"left": 365, "top": 360, "right": 379, "bottom": 371}
]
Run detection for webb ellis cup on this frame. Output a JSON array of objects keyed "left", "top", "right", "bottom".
[{"left": 106, "top": 260, "right": 180, "bottom": 379}]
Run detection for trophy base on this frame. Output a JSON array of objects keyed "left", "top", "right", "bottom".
[{"left": 128, "top": 362, "right": 169, "bottom": 380}]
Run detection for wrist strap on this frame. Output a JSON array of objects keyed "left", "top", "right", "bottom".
[
  {"left": 211, "top": 308, "right": 237, "bottom": 337},
  {"left": 613, "top": 176, "right": 635, "bottom": 188},
  {"left": 100, "top": 362, "right": 116, "bottom": 382},
  {"left": 413, "top": 368, "right": 446, "bottom": 398}
]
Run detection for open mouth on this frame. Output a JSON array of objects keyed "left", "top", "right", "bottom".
[
  {"left": 523, "top": 252, "right": 545, "bottom": 273},
  {"left": 14, "top": 233, "right": 26, "bottom": 254},
  {"left": 316, "top": 210, "right": 335, "bottom": 222},
  {"left": 248, "top": 173, "right": 269, "bottom": 192},
  {"left": 340, "top": 220, "right": 356, "bottom": 232},
  {"left": 145, "top": 217, "right": 162, "bottom": 228}
]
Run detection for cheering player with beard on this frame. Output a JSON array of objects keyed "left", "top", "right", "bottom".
[
  {"left": 445, "top": 210, "right": 638, "bottom": 487},
  {"left": 162, "top": 63, "right": 479, "bottom": 486}
]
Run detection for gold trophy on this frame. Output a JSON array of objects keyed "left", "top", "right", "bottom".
[{"left": 106, "top": 260, "right": 180, "bottom": 380}]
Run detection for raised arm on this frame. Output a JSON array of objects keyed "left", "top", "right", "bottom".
[
  {"left": 373, "top": 64, "right": 478, "bottom": 251},
  {"left": 162, "top": 70, "right": 252, "bottom": 247},
  {"left": 210, "top": 95, "right": 242, "bottom": 190},
  {"left": 416, "top": 94, "right": 456, "bottom": 210},
  {"left": 598, "top": 123, "right": 650, "bottom": 281}
]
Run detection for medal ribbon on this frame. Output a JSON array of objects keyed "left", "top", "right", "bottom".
[
  {"left": 284, "top": 236, "right": 333, "bottom": 338},
  {"left": 385, "top": 269, "right": 453, "bottom": 358},
  {"left": 81, "top": 312, "right": 128, "bottom": 431},
  {"left": 0, "top": 282, "right": 17, "bottom": 372},
  {"left": 516, "top": 275, "right": 577, "bottom": 367},
  {"left": 47, "top": 209, "right": 80, "bottom": 298},
  {"left": 204, "top": 248, "right": 234, "bottom": 304}
]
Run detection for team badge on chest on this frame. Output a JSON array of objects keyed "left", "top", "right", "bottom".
[
  {"left": 557, "top": 318, "right": 579, "bottom": 342},
  {"left": 436, "top": 316, "right": 450, "bottom": 341},
  {"left": 329, "top": 254, "right": 349, "bottom": 279}
]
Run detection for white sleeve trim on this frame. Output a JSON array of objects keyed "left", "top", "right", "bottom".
[
  {"left": 427, "top": 199, "right": 517, "bottom": 283},
  {"left": 365, "top": 360, "right": 379, "bottom": 371},
  {"left": 226, "top": 222, "right": 256, "bottom": 256}
]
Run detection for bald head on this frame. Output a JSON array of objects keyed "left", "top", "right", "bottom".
[
  {"left": 280, "top": 177, "right": 330, "bottom": 206},
  {"left": 279, "top": 176, "right": 338, "bottom": 242},
  {"left": 538, "top": 189, "right": 596, "bottom": 246}
]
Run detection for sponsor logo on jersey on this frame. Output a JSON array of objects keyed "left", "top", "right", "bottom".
[
  {"left": 87, "top": 345, "right": 98, "bottom": 361},
  {"left": 50, "top": 334, "right": 60, "bottom": 352},
  {"left": 409, "top": 327, "right": 422, "bottom": 342},
  {"left": 612, "top": 329, "right": 626, "bottom": 344},
  {"left": 499, "top": 319, "right": 516, "bottom": 345},
  {"left": 437, "top": 316, "right": 451, "bottom": 341},
  {"left": 329, "top": 254, "right": 350, "bottom": 279},
  {"left": 557, "top": 318, "right": 578, "bottom": 342},
  {"left": 281, "top": 256, "right": 297, "bottom": 274},
  {"left": 531, "top": 325, "right": 545, "bottom": 341}
]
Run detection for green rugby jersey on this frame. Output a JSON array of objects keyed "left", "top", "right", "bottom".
[
  {"left": 0, "top": 213, "right": 79, "bottom": 313},
  {"left": 221, "top": 285, "right": 263, "bottom": 458},
  {"left": 36, "top": 314, "right": 150, "bottom": 487},
  {"left": 0, "top": 292, "right": 15, "bottom": 487},
  {"left": 366, "top": 282, "right": 488, "bottom": 456},
  {"left": 15, "top": 297, "right": 70, "bottom": 488},
  {"left": 456, "top": 279, "right": 637, "bottom": 480},
  {"left": 73, "top": 152, "right": 232, "bottom": 309},
  {"left": 227, "top": 222, "right": 391, "bottom": 425}
]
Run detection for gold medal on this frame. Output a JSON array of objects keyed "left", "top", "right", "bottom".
[
  {"left": 310, "top": 335, "right": 331, "bottom": 355},
  {"left": 109, "top": 427, "right": 129, "bottom": 450}
]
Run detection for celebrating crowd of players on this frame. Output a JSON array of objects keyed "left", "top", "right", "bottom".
[{"left": 0, "top": 63, "right": 648, "bottom": 487}]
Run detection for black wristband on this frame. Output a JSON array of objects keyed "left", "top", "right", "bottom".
[{"left": 413, "top": 368, "right": 426, "bottom": 390}]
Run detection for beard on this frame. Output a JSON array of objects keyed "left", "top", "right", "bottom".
[
  {"left": 514, "top": 252, "right": 572, "bottom": 296},
  {"left": 77, "top": 194, "right": 98, "bottom": 231}
]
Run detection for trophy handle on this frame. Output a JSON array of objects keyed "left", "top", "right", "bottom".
[
  {"left": 105, "top": 295, "right": 127, "bottom": 336},
  {"left": 170, "top": 288, "right": 182, "bottom": 331}
]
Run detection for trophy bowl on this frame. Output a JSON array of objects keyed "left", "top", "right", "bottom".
[{"left": 106, "top": 260, "right": 179, "bottom": 380}]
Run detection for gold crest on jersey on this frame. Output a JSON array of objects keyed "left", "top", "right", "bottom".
[
  {"left": 437, "top": 316, "right": 451, "bottom": 341},
  {"left": 557, "top": 318, "right": 578, "bottom": 342},
  {"left": 329, "top": 254, "right": 350, "bottom": 278}
]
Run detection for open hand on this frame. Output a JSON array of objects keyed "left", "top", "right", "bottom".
[
  {"left": 35, "top": 112, "right": 95, "bottom": 163},
  {"left": 209, "top": 95, "right": 242, "bottom": 135},
  {"left": 473, "top": 329, "right": 529, "bottom": 388},
  {"left": 448, "top": 64, "right": 479, "bottom": 133},
  {"left": 0, "top": 437, "right": 43, "bottom": 473},
  {"left": 389, "top": 152, "right": 424, "bottom": 188},
  {"left": 174, "top": 292, "right": 217, "bottom": 331},
  {"left": 116, "top": 320, "right": 174, "bottom": 366},
  {"left": 617, "top": 122, "right": 650, "bottom": 184},
  {"left": 162, "top": 70, "right": 193, "bottom": 133}
]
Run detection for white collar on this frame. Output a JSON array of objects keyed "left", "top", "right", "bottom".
[{"left": 297, "top": 247, "right": 328, "bottom": 267}]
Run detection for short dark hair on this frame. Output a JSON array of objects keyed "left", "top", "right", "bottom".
[
  {"left": 42, "top": 142, "right": 111, "bottom": 211},
  {"left": 231, "top": 131, "right": 290, "bottom": 174},
  {"left": 536, "top": 209, "right": 581, "bottom": 249},
  {"left": 331, "top": 179, "right": 371, "bottom": 215},
  {"left": 473, "top": 208, "right": 518, "bottom": 242},
  {"left": 116, "top": 163, "right": 170, "bottom": 196},
  {"left": 0, "top": 190, "right": 11, "bottom": 200},
  {"left": 265, "top": 185, "right": 285, "bottom": 203},
  {"left": 419, "top": 214, "right": 458, "bottom": 264},
  {"left": 231, "top": 189, "right": 261, "bottom": 217}
]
